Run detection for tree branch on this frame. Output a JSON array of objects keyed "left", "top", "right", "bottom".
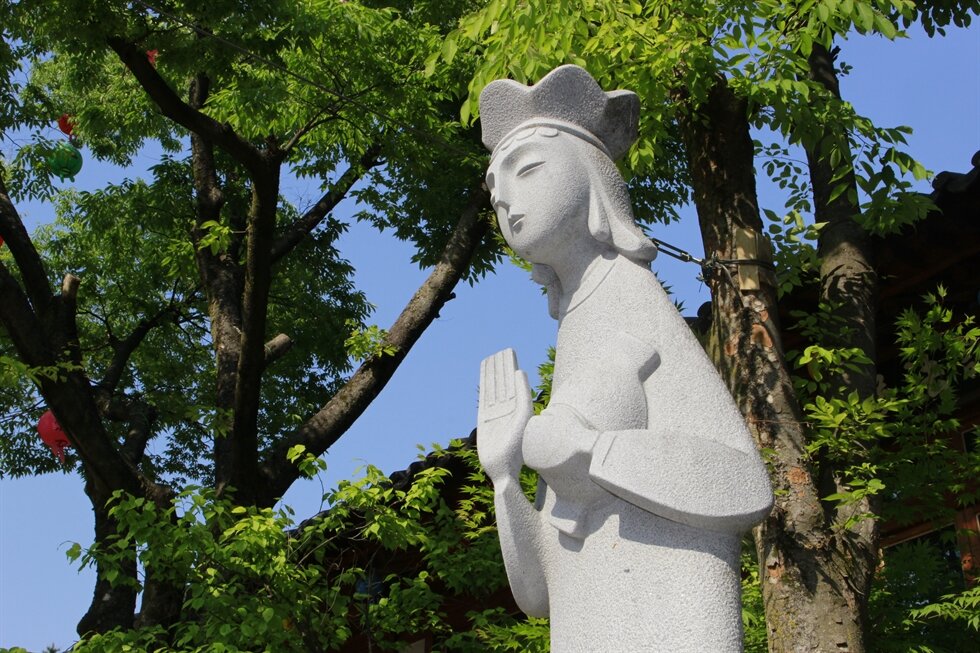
[
  {"left": 98, "top": 303, "right": 181, "bottom": 395},
  {"left": 258, "top": 184, "right": 491, "bottom": 504},
  {"left": 270, "top": 144, "right": 382, "bottom": 264},
  {"left": 0, "top": 194, "right": 153, "bottom": 499},
  {"left": 263, "top": 333, "right": 292, "bottom": 369},
  {"left": 49, "top": 274, "right": 84, "bottom": 368},
  {"left": 106, "top": 37, "right": 265, "bottom": 174},
  {"left": 0, "top": 173, "right": 54, "bottom": 314},
  {"left": 95, "top": 392, "right": 158, "bottom": 466},
  {"left": 0, "top": 260, "right": 53, "bottom": 367},
  {"left": 281, "top": 111, "right": 336, "bottom": 155}
]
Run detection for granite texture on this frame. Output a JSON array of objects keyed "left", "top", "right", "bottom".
[{"left": 476, "top": 65, "right": 773, "bottom": 652}]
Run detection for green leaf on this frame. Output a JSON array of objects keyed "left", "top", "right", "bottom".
[
  {"left": 66, "top": 542, "right": 82, "bottom": 562},
  {"left": 441, "top": 36, "right": 458, "bottom": 65},
  {"left": 856, "top": 2, "right": 874, "bottom": 31}
]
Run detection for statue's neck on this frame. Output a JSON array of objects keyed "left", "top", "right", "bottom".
[{"left": 555, "top": 250, "right": 618, "bottom": 318}]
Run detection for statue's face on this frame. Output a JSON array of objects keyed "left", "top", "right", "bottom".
[{"left": 486, "top": 129, "right": 590, "bottom": 265}]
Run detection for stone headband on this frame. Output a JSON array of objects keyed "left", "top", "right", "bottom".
[{"left": 489, "top": 118, "right": 613, "bottom": 162}]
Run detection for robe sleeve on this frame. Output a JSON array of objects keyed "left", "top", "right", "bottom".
[{"left": 589, "top": 429, "right": 773, "bottom": 533}]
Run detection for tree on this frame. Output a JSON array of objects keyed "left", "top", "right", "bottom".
[
  {"left": 0, "top": 0, "right": 496, "bottom": 637},
  {"left": 436, "top": 1, "right": 980, "bottom": 651}
]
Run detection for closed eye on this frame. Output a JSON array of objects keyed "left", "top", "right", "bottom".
[{"left": 517, "top": 160, "right": 545, "bottom": 177}]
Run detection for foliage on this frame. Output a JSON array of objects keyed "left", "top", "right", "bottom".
[
  {"left": 724, "top": 288, "right": 980, "bottom": 652},
  {"left": 532, "top": 346, "right": 555, "bottom": 415},
  {"left": 433, "top": 0, "right": 941, "bottom": 243},
  {"left": 344, "top": 320, "right": 399, "bottom": 362},
  {"left": 868, "top": 531, "right": 978, "bottom": 652},
  {"left": 59, "top": 444, "right": 552, "bottom": 651},
  {"left": 786, "top": 289, "right": 980, "bottom": 527},
  {"left": 740, "top": 543, "right": 768, "bottom": 653},
  {"left": 56, "top": 440, "right": 794, "bottom": 651},
  {"left": 69, "top": 486, "right": 356, "bottom": 652},
  {"left": 0, "top": 0, "right": 502, "bottom": 639},
  {"left": 781, "top": 288, "right": 980, "bottom": 648},
  {"left": 908, "top": 584, "right": 980, "bottom": 634},
  {"left": 0, "top": 158, "right": 371, "bottom": 480}
]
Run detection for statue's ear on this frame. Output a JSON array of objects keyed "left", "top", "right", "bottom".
[
  {"left": 608, "top": 211, "right": 654, "bottom": 258},
  {"left": 588, "top": 187, "right": 611, "bottom": 244}
]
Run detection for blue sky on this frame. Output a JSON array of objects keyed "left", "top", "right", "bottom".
[{"left": 1, "top": 21, "right": 978, "bottom": 651}]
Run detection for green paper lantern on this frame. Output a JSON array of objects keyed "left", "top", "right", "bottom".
[{"left": 47, "top": 141, "right": 83, "bottom": 181}]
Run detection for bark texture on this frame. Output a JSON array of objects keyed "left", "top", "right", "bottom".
[{"left": 677, "top": 77, "right": 869, "bottom": 652}]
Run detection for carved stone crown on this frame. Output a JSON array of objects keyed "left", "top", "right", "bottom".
[{"left": 479, "top": 64, "right": 640, "bottom": 162}]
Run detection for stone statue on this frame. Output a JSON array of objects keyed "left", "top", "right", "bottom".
[{"left": 476, "top": 65, "right": 773, "bottom": 652}]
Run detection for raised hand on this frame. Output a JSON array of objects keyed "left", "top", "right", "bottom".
[{"left": 477, "top": 349, "right": 533, "bottom": 484}]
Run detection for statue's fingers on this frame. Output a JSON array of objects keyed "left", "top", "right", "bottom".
[
  {"left": 498, "top": 348, "right": 518, "bottom": 399},
  {"left": 514, "top": 369, "right": 531, "bottom": 393},
  {"left": 493, "top": 350, "right": 507, "bottom": 402},
  {"left": 502, "top": 348, "right": 518, "bottom": 374},
  {"left": 479, "top": 356, "right": 490, "bottom": 411},
  {"left": 513, "top": 370, "right": 533, "bottom": 416},
  {"left": 503, "top": 355, "right": 515, "bottom": 399}
]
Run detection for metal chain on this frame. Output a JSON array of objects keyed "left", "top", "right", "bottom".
[{"left": 649, "top": 236, "right": 775, "bottom": 274}]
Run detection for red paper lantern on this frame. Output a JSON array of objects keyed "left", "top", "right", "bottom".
[
  {"left": 37, "top": 410, "right": 71, "bottom": 463},
  {"left": 57, "top": 113, "right": 74, "bottom": 136}
]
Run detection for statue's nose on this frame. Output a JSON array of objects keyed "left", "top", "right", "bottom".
[{"left": 493, "top": 199, "right": 510, "bottom": 219}]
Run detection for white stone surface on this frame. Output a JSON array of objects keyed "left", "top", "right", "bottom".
[{"left": 476, "top": 65, "right": 773, "bottom": 652}]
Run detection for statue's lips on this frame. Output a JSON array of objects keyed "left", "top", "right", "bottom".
[{"left": 509, "top": 213, "right": 525, "bottom": 233}]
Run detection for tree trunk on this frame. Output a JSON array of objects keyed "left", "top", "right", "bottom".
[
  {"left": 677, "top": 77, "right": 867, "bottom": 652},
  {"left": 803, "top": 42, "right": 882, "bottom": 646},
  {"left": 807, "top": 45, "right": 878, "bottom": 397},
  {"left": 76, "top": 480, "right": 137, "bottom": 637},
  {"left": 186, "top": 75, "right": 245, "bottom": 500},
  {"left": 228, "top": 164, "right": 281, "bottom": 506},
  {"left": 133, "top": 486, "right": 183, "bottom": 632}
]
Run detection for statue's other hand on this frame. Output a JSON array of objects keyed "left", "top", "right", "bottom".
[
  {"left": 524, "top": 404, "right": 603, "bottom": 538},
  {"left": 523, "top": 403, "right": 597, "bottom": 479},
  {"left": 477, "top": 349, "right": 533, "bottom": 484}
]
